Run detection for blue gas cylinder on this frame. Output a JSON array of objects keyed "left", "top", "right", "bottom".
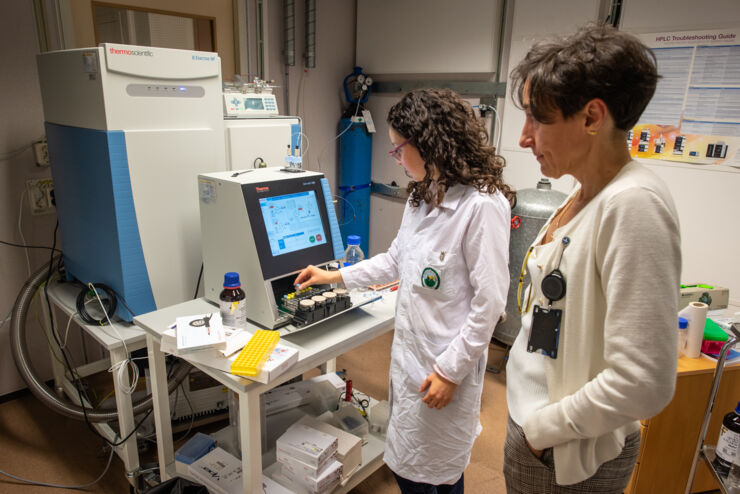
[{"left": 338, "top": 117, "right": 372, "bottom": 256}]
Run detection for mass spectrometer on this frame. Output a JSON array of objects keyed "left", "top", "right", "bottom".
[{"left": 37, "top": 44, "right": 227, "bottom": 320}]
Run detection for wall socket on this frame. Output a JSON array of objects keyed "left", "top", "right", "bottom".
[
  {"left": 33, "top": 139, "right": 50, "bottom": 166},
  {"left": 26, "top": 178, "right": 55, "bottom": 215}
]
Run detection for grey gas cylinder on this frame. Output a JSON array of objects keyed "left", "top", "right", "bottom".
[{"left": 493, "top": 178, "right": 567, "bottom": 347}]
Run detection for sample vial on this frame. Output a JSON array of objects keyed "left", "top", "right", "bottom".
[{"left": 220, "top": 272, "right": 246, "bottom": 328}]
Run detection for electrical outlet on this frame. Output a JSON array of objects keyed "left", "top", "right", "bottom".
[
  {"left": 26, "top": 178, "right": 55, "bottom": 215},
  {"left": 33, "top": 138, "right": 50, "bottom": 166}
]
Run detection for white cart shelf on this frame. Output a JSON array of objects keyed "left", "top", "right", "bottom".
[{"left": 134, "top": 291, "right": 396, "bottom": 494}]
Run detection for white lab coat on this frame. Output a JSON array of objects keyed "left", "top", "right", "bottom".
[{"left": 341, "top": 184, "right": 510, "bottom": 485}]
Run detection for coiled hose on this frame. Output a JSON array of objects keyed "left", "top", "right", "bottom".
[{"left": 10, "top": 257, "right": 191, "bottom": 422}]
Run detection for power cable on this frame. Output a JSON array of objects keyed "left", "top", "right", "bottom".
[
  {"left": 0, "top": 239, "right": 62, "bottom": 252},
  {"left": 40, "top": 223, "right": 149, "bottom": 446}
]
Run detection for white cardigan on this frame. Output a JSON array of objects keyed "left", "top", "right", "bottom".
[{"left": 507, "top": 161, "right": 681, "bottom": 485}]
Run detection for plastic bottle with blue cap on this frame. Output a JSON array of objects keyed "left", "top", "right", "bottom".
[
  {"left": 677, "top": 316, "right": 688, "bottom": 355},
  {"left": 342, "top": 235, "right": 365, "bottom": 267}
]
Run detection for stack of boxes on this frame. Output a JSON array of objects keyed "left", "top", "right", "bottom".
[
  {"left": 296, "top": 415, "right": 363, "bottom": 481},
  {"left": 275, "top": 423, "right": 343, "bottom": 494}
]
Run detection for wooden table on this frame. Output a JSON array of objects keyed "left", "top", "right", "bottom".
[{"left": 626, "top": 354, "right": 740, "bottom": 493}]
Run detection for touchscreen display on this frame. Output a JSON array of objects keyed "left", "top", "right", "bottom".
[{"left": 259, "top": 191, "right": 328, "bottom": 256}]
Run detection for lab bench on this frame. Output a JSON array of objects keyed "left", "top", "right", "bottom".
[
  {"left": 625, "top": 322, "right": 740, "bottom": 494},
  {"left": 134, "top": 291, "right": 397, "bottom": 494}
]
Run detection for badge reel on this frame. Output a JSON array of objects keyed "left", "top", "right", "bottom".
[{"left": 527, "top": 237, "right": 570, "bottom": 359}]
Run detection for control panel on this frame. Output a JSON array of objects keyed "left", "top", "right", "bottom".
[{"left": 223, "top": 93, "right": 279, "bottom": 117}]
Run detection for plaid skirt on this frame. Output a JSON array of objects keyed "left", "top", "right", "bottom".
[{"left": 503, "top": 415, "right": 640, "bottom": 494}]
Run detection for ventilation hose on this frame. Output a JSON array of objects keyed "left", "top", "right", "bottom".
[{"left": 10, "top": 257, "right": 191, "bottom": 422}]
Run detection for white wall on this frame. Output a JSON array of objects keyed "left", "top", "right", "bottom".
[
  {"left": 498, "top": 0, "right": 740, "bottom": 305},
  {"left": 357, "top": 0, "right": 501, "bottom": 75},
  {"left": 620, "top": 0, "right": 740, "bottom": 304},
  {"left": 366, "top": 94, "right": 408, "bottom": 256},
  {"left": 498, "top": 0, "right": 601, "bottom": 196},
  {"left": 0, "top": 2, "right": 58, "bottom": 395},
  {"left": 266, "top": 0, "right": 356, "bottom": 193}
]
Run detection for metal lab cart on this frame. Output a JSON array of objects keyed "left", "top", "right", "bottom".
[{"left": 685, "top": 323, "right": 740, "bottom": 494}]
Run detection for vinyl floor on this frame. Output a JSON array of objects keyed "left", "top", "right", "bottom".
[{"left": 0, "top": 331, "right": 510, "bottom": 493}]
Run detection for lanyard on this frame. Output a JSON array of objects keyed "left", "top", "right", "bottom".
[{"left": 517, "top": 236, "right": 570, "bottom": 314}]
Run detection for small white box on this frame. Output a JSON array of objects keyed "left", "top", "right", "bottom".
[
  {"left": 264, "top": 388, "right": 308, "bottom": 415},
  {"left": 187, "top": 447, "right": 242, "bottom": 494},
  {"left": 276, "top": 423, "right": 338, "bottom": 469},
  {"left": 176, "top": 313, "right": 227, "bottom": 353},
  {"left": 308, "top": 373, "right": 346, "bottom": 393},
  {"left": 263, "top": 475, "right": 296, "bottom": 494},
  {"left": 280, "top": 459, "right": 342, "bottom": 493},
  {"left": 277, "top": 448, "right": 338, "bottom": 478},
  {"left": 296, "top": 415, "right": 362, "bottom": 480}
]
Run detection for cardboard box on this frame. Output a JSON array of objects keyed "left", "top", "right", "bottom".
[
  {"left": 263, "top": 475, "right": 297, "bottom": 494},
  {"left": 296, "top": 415, "right": 362, "bottom": 480},
  {"left": 679, "top": 284, "right": 729, "bottom": 310},
  {"left": 277, "top": 448, "right": 338, "bottom": 478},
  {"left": 262, "top": 373, "right": 344, "bottom": 416},
  {"left": 280, "top": 459, "right": 342, "bottom": 493},
  {"left": 276, "top": 423, "right": 338, "bottom": 469},
  {"left": 188, "top": 447, "right": 242, "bottom": 494}
]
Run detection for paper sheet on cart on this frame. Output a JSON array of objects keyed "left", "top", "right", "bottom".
[{"left": 162, "top": 327, "right": 298, "bottom": 383}]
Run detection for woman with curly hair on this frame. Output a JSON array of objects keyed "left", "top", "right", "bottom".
[{"left": 295, "top": 88, "right": 514, "bottom": 493}]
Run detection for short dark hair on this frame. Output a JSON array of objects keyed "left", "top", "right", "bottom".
[
  {"left": 511, "top": 23, "right": 659, "bottom": 130},
  {"left": 387, "top": 88, "right": 514, "bottom": 207}
]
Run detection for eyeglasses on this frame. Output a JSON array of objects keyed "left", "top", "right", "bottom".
[{"left": 389, "top": 139, "right": 410, "bottom": 161}]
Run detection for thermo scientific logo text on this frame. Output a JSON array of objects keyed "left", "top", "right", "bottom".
[{"left": 109, "top": 47, "right": 153, "bottom": 56}]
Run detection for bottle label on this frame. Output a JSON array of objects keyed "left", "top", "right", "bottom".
[
  {"left": 678, "top": 328, "right": 688, "bottom": 355},
  {"left": 716, "top": 424, "right": 740, "bottom": 464},
  {"left": 220, "top": 299, "right": 247, "bottom": 328}
]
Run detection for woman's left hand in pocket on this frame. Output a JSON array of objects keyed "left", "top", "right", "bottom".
[{"left": 525, "top": 437, "right": 544, "bottom": 458}]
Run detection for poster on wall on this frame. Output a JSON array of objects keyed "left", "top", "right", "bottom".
[{"left": 632, "top": 29, "right": 740, "bottom": 168}]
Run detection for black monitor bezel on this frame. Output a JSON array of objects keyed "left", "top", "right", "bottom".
[{"left": 242, "top": 175, "right": 336, "bottom": 280}]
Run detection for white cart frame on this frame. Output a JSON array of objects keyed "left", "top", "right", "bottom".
[
  {"left": 42, "top": 281, "right": 147, "bottom": 489},
  {"left": 134, "top": 292, "right": 396, "bottom": 494}
]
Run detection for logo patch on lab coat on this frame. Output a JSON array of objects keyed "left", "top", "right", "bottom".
[{"left": 421, "top": 267, "right": 440, "bottom": 289}]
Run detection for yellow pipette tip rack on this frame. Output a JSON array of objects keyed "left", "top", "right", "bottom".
[{"left": 230, "top": 330, "right": 280, "bottom": 377}]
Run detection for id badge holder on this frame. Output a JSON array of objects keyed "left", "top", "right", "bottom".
[{"left": 527, "top": 305, "right": 562, "bottom": 359}]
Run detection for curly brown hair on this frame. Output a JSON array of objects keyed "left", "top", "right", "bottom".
[{"left": 387, "top": 88, "right": 515, "bottom": 208}]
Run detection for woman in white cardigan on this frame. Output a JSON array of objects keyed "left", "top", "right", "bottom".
[{"left": 503, "top": 23, "right": 682, "bottom": 493}]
